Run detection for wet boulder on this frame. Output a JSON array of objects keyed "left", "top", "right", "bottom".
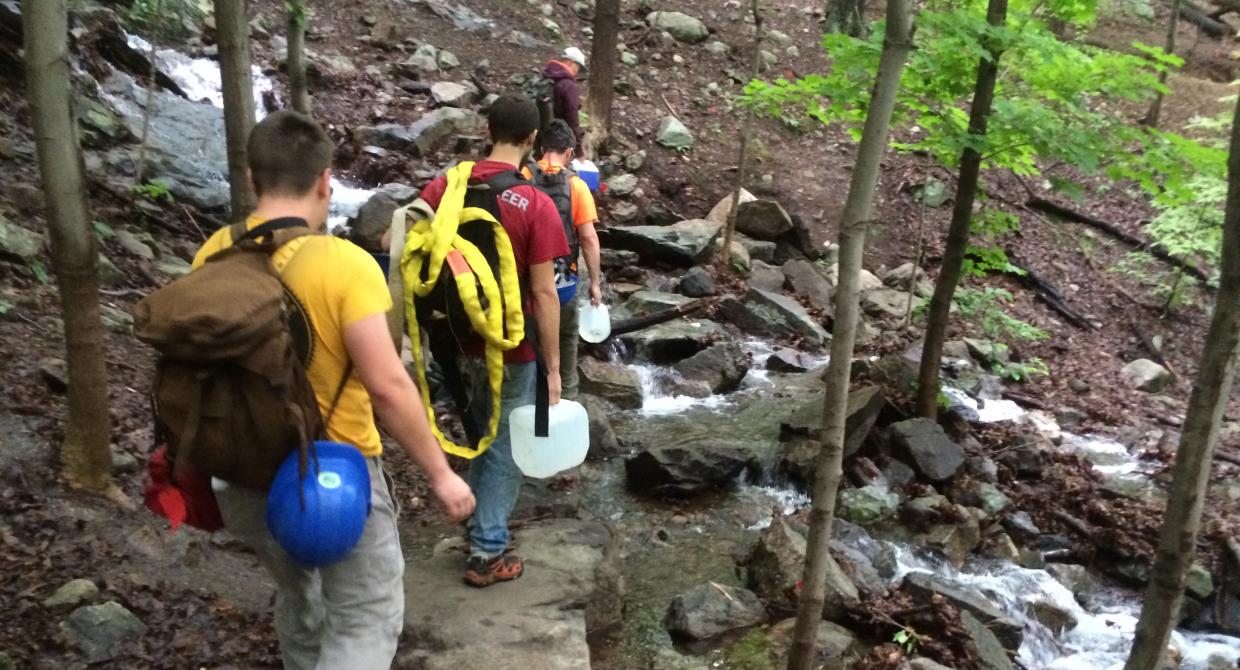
[
  {"left": 736, "top": 234, "right": 777, "bottom": 264},
  {"left": 782, "top": 259, "right": 833, "bottom": 311},
  {"left": 747, "top": 260, "right": 786, "bottom": 293},
  {"left": 961, "top": 610, "right": 1014, "bottom": 670},
  {"left": 622, "top": 290, "right": 693, "bottom": 317},
  {"left": 353, "top": 107, "right": 483, "bottom": 157},
  {"left": 780, "top": 385, "right": 886, "bottom": 463},
  {"left": 664, "top": 583, "right": 765, "bottom": 640},
  {"left": 921, "top": 510, "right": 982, "bottom": 567},
  {"left": 678, "top": 266, "right": 716, "bottom": 298},
  {"left": 719, "top": 288, "right": 829, "bottom": 350},
  {"left": 748, "top": 519, "right": 859, "bottom": 619},
  {"left": 674, "top": 342, "right": 749, "bottom": 394},
  {"left": 767, "top": 618, "right": 864, "bottom": 664},
  {"left": 619, "top": 318, "right": 729, "bottom": 364},
  {"left": 888, "top": 418, "right": 965, "bottom": 483},
  {"left": 598, "top": 219, "right": 722, "bottom": 266},
  {"left": 579, "top": 394, "right": 621, "bottom": 459},
  {"left": 948, "top": 480, "right": 1011, "bottom": 518},
  {"left": 766, "top": 348, "right": 819, "bottom": 373},
  {"left": 903, "top": 573, "right": 1023, "bottom": 650},
  {"left": 578, "top": 358, "right": 643, "bottom": 410},
  {"left": 836, "top": 485, "right": 899, "bottom": 526},
  {"left": 625, "top": 444, "right": 757, "bottom": 496}
]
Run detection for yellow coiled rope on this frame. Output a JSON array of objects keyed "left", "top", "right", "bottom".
[{"left": 395, "top": 162, "right": 526, "bottom": 459}]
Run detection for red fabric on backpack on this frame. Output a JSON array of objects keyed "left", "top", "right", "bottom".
[{"left": 144, "top": 446, "right": 224, "bottom": 532}]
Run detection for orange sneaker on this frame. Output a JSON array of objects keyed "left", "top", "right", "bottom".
[{"left": 464, "top": 552, "right": 524, "bottom": 587}]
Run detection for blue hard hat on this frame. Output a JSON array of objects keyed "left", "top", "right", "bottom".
[{"left": 267, "top": 441, "right": 372, "bottom": 567}]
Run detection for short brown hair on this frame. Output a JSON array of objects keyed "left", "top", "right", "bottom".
[{"left": 247, "top": 110, "right": 333, "bottom": 197}]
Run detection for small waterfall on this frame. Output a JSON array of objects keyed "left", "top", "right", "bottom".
[{"left": 889, "top": 546, "right": 1240, "bottom": 670}]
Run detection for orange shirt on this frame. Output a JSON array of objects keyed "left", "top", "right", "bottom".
[{"left": 521, "top": 160, "right": 599, "bottom": 227}]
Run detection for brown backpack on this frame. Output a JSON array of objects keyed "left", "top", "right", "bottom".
[{"left": 134, "top": 218, "right": 336, "bottom": 491}]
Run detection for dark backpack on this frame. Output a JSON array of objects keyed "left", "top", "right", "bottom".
[
  {"left": 134, "top": 219, "right": 331, "bottom": 492},
  {"left": 526, "top": 162, "right": 579, "bottom": 284},
  {"left": 522, "top": 75, "right": 556, "bottom": 136}
]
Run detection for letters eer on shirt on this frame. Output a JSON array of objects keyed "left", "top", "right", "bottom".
[
  {"left": 418, "top": 160, "right": 570, "bottom": 363},
  {"left": 192, "top": 219, "right": 392, "bottom": 457}
]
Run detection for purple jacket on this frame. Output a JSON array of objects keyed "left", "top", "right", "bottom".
[{"left": 543, "top": 60, "right": 583, "bottom": 154}]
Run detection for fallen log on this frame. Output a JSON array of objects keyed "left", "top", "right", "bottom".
[
  {"left": 1006, "top": 260, "right": 1095, "bottom": 329},
  {"left": 1181, "top": 0, "right": 1232, "bottom": 37},
  {"left": 1026, "top": 197, "right": 1213, "bottom": 285},
  {"left": 609, "top": 298, "right": 710, "bottom": 337},
  {"left": 1209, "top": 0, "right": 1240, "bottom": 19}
]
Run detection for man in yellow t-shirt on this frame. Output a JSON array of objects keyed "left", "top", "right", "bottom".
[
  {"left": 522, "top": 119, "right": 604, "bottom": 399},
  {"left": 193, "top": 111, "right": 474, "bottom": 670}
]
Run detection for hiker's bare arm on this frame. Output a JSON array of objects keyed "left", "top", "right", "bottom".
[
  {"left": 578, "top": 222, "right": 603, "bottom": 305},
  {"left": 529, "top": 260, "right": 563, "bottom": 404},
  {"left": 344, "top": 313, "right": 475, "bottom": 521}
]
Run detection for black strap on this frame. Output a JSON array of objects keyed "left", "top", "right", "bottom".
[
  {"left": 232, "top": 217, "right": 309, "bottom": 245},
  {"left": 518, "top": 281, "right": 551, "bottom": 439},
  {"left": 322, "top": 362, "right": 353, "bottom": 430}
]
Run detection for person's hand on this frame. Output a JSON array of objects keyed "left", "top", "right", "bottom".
[
  {"left": 547, "top": 371, "right": 562, "bottom": 405},
  {"left": 429, "top": 471, "right": 475, "bottom": 522},
  {"left": 590, "top": 283, "right": 603, "bottom": 306}
]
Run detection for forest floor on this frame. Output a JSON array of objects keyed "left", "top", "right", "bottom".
[{"left": 4, "top": 0, "right": 1240, "bottom": 667}]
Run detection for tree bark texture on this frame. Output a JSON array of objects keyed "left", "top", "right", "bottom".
[
  {"left": 826, "top": 0, "right": 868, "bottom": 37},
  {"left": 719, "top": 0, "right": 763, "bottom": 270},
  {"left": 24, "top": 0, "right": 114, "bottom": 491},
  {"left": 1144, "top": 0, "right": 1181, "bottom": 128},
  {"left": 215, "top": 0, "right": 256, "bottom": 219},
  {"left": 287, "top": 0, "right": 311, "bottom": 115},
  {"left": 1123, "top": 91, "right": 1240, "bottom": 670},
  {"left": 915, "top": 0, "right": 1008, "bottom": 418},
  {"left": 785, "top": 0, "right": 913, "bottom": 667},
  {"left": 584, "top": 0, "right": 620, "bottom": 158}
]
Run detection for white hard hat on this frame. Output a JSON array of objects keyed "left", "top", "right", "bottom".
[{"left": 562, "top": 46, "right": 588, "bottom": 68}]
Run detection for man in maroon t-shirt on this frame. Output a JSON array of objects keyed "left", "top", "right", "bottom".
[{"left": 418, "top": 94, "right": 569, "bottom": 587}]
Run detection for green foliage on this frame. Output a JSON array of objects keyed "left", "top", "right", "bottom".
[
  {"left": 0, "top": 299, "right": 11, "bottom": 317},
  {"left": 29, "top": 260, "right": 49, "bottom": 284},
  {"left": 720, "top": 629, "right": 776, "bottom": 670},
  {"left": 133, "top": 179, "right": 174, "bottom": 204},
  {"left": 953, "top": 286, "right": 1050, "bottom": 342},
  {"left": 127, "top": 0, "right": 209, "bottom": 41},
  {"left": 997, "top": 357, "right": 1050, "bottom": 381},
  {"left": 92, "top": 220, "right": 115, "bottom": 240},
  {"left": 893, "top": 627, "right": 921, "bottom": 654},
  {"left": 285, "top": 0, "right": 309, "bottom": 28}
]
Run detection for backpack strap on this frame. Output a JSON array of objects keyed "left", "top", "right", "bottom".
[{"left": 233, "top": 217, "right": 311, "bottom": 245}]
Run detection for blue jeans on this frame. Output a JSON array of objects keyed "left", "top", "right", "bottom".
[{"left": 463, "top": 358, "right": 537, "bottom": 558}]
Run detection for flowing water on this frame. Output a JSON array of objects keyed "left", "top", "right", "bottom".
[
  {"left": 110, "top": 37, "right": 1240, "bottom": 667},
  {"left": 124, "top": 33, "right": 377, "bottom": 231}
]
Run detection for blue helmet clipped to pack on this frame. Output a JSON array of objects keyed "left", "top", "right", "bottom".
[{"left": 267, "top": 441, "right": 372, "bottom": 567}]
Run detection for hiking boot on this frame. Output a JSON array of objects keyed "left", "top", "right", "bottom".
[{"left": 464, "top": 552, "right": 524, "bottom": 587}]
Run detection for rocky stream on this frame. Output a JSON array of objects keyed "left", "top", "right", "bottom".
[{"left": 7, "top": 7, "right": 1240, "bottom": 668}]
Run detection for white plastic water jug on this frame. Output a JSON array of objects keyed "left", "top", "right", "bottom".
[
  {"left": 509, "top": 400, "right": 590, "bottom": 478},
  {"left": 578, "top": 302, "right": 610, "bottom": 343}
]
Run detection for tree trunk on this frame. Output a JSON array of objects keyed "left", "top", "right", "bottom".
[
  {"left": 718, "top": 0, "right": 763, "bottom": 270},
  {"left": 914, "top": 0, "right": 1007, "bottom": 418},
  {"left": 214, "top": 0, "right": 256, "bottom": 219},
  {"left": 24, "top": 0, "right": 114, "bottom": 492},
  {"left": 287, "top": 0, "right": 310, "bottom": 115},
  {"left": 583, "top": 0, "right": 620, "bottom": 158},
  {"left": 1144, "top": 0, "right": 1180, "bottom": 128},
  {"left": 826, "top": 0, "right": 868, "bottom": 36},
  {"left": 785, "top": 0, "right": 913, "bottom": 667},
  {"left": 1123, "top": 91, "right": 1240, "bottom": 670}
]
